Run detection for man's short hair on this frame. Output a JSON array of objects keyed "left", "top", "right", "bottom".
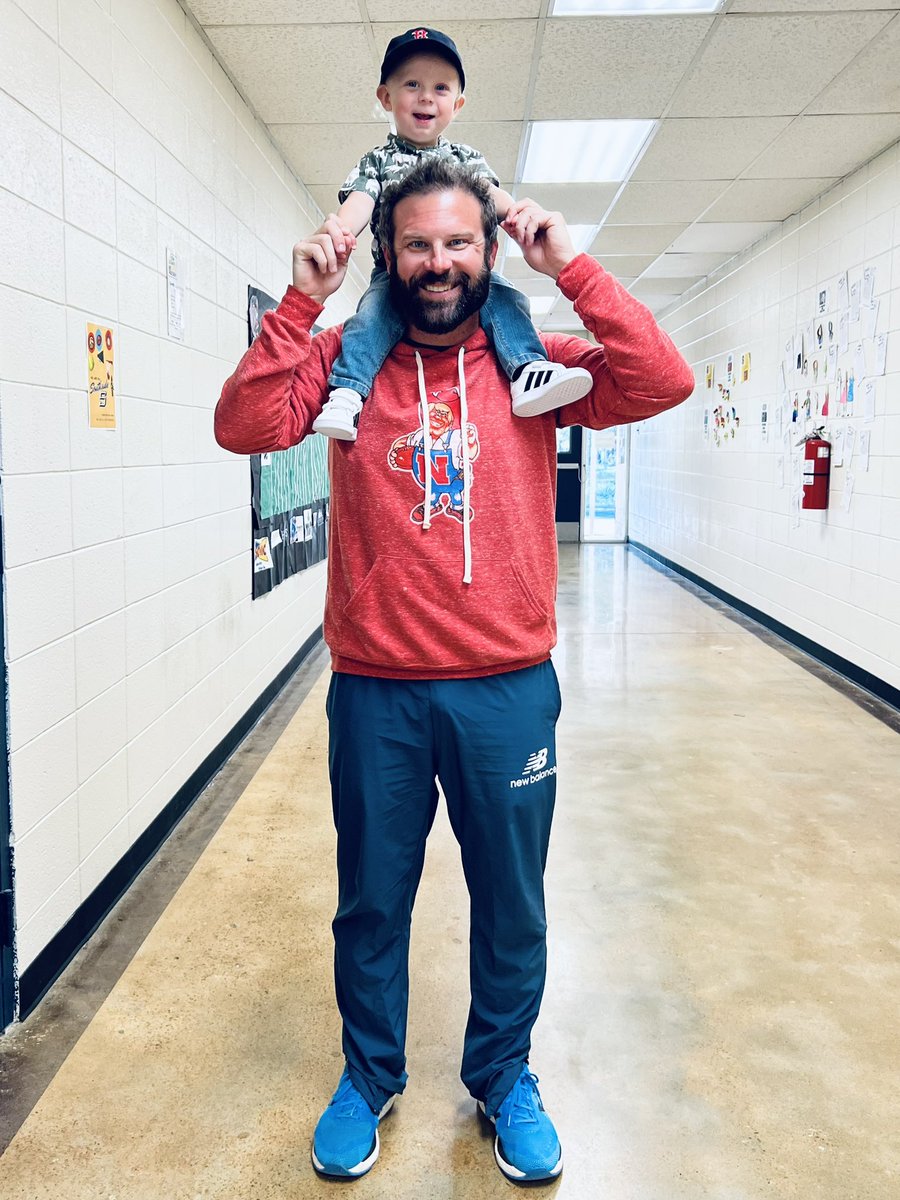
[{"left": 378, "top": 159, "right": 498, "bottom": 259}]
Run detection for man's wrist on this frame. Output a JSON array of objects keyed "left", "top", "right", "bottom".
[
  {"left": 549, "top": 253, "right": 576, "bottom": 281},
  {"left": 285, "top": 284, "right": 326, "bottom": 315}
]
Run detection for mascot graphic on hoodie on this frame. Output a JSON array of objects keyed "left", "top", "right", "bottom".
[{"left": 388, "top": 393, "right": 480, "bottom": 525}]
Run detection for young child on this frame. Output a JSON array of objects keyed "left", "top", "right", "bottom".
[{"left": 311, "top": 26, "right": 592, "bottom": 441}]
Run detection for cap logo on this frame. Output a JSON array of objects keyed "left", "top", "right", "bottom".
[{"left": 412, "top": 28, "right": 428, "bottom": 38}]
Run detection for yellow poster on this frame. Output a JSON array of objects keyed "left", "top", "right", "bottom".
[{"left": 87, "top": 323, "right": 116, "bottom": 429}]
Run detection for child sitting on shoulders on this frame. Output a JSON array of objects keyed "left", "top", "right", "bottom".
[{"left": 311, "top": 26, "right": 592, "bottom": 442}]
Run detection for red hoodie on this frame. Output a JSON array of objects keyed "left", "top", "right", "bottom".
[{"left": 215, "top": 254, "right": 694, "bottom": 679}]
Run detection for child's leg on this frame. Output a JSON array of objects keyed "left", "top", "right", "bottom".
[
  {"left": 481, "top": 272, "right": 593, "bottom": 419},
  {"left": 314, "top": 269, "right": 405, "bottom": 441},
  {"left": 328, "top": 268, "right": 404, "bottom": 394},
  {"left": 480, "top": 273, "right": 547, "bottom": 381}
]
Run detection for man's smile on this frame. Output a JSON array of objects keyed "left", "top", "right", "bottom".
[{"left": 416, "top": 274, "right": 462, "bottom": 299}]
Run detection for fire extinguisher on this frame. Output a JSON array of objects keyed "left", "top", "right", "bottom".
[{"left": 799, "top": 427, "right": 831, "bottom": 510}]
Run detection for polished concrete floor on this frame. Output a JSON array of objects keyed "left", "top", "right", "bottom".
[{"left": 1, "top": 545, "right": 898, "bottom": 1199}]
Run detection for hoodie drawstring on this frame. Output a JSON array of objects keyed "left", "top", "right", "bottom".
[
  {"left": 457, "top": 346, "right": 472, "bottom": 585},
  {"left": 413, "top": 348, "right": 473, "bottom": 585},
  {"left": 415, "top": 351, "right": 433, "bottom": 529}
]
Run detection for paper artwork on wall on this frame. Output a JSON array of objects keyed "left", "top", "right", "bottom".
[
  {"left": 166, "top": 248, "right": 184, "bottom": 341},
  {"left": 87, "top": 323, "right": 116, "bottom": 430}
]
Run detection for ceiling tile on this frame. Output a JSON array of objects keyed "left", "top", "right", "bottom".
[
  {"left": 272, "top": 120, "right": 523, "bottom": 190},
  {"left": 511, "top": 183, "right": 620, "bottom": 224},
  {"left": 508, "top": 276, "right": 567, "bottom": 298},
  {"left": 742, "top": 114, "right": 900, "bottom": 180},
  {"left": 729, "top": 0, "right": 899, "bottom": 10},
  {"left": 447, "top": 122, "right": 523, "bottom": 181},
  {"left": 533, "top": 17, "right": 714, "bottom": 119},
  {"left": 207, "top": 24, "right": 376, "bottom": 123},
  {"left": 190, "top": 1, "right": 900, "bottom": 322},
  {"left": 669, "top": 13, "right": 893, "bottom": 117},
  {"left": 703, "top": 177, "right": 838, "bottom": 222},
  {"left": 371, "top": 20, "right": 536, "bottom": 122},
  {"left": 189, "top": 1, "right": 360, "bottom": 22},
  {"left": 642, "top": 252, "right": 731, "bottom": 278},
  {"left": 592, "top": 254, "right": 660, "bottom": 278},
  {"left": 366, "top": 1, "right": 542, "bottom": 18},
  {"left": 272, "top": 124, "right": 388, "bottom": 188},
  {"left": 629, "top": 278, "right": 692, "bottom": 302},
  {"left": 632, "top": 117, "right": 792, "bottom": 181},
  {"left": 608, "top": 180, "right": 731, "bottom": 224},
  {"left": 670, "top": 222, "right": 779, "bottom": 251},
  {"left": 806, "top": 17, "right": 900, "bottom": 115},
  {"left": 590, "top": 224, "right": 687, "bottom": 255},
  {"left": 501, "top": 255, "right": 547, "bottom": 280}
]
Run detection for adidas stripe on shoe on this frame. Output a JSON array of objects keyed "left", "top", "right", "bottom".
[{"left": 511, "top": 361, "right": 593, "bottom": 419}]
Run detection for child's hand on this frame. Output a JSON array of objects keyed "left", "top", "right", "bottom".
[
  {"left": 292, "top": 229, "right": 353, "bottom": 304},
  {"left": 315, "top": 213, "right": 358, "bottom": 257},
  {"left": 502, "top": 201, "right": 577, "bottom": 280},
  {"left": 501, "top": 198, "right": 546, "bottom": 250}
]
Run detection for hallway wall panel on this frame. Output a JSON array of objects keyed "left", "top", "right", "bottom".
[
  {"left": 0, "top": 0, "right": 360, "bottom": 979},
  {"left": 630, "top": 139, "right": 900, "bottom": 693}
]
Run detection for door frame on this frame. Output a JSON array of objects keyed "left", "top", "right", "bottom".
[{"left": 580, "top": 425, "right": 631, "bottom": 543}]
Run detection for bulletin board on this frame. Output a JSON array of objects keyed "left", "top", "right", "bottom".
[{"left": 247, "top": 286, "right": 330, "bottom": 599}]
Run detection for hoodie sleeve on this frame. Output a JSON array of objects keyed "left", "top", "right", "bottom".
[
  {"left": 541, "top": 254, "right": 696, "bottom": 430},
  {"left": 214, "top": 286, "right": 341, "bottom": 455}
]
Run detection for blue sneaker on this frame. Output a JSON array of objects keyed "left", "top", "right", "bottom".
[
  {"left": 480, "top": 1068, "right": 563, "bottom": 1183},
  {"left": 311, "top": 1068, "right": 395, "bottom": 1178}
]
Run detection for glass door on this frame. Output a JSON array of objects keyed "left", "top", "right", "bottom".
[{"left": 581, "top": 426, "right": 629, "bottom": 542}]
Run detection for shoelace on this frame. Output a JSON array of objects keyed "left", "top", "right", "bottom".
[
  {"left": 501, "top": 1071, "right": 544, "bottom": 1127},
  {"left": 330, "top": 1075, "right": 367, "bottom": 1118}
]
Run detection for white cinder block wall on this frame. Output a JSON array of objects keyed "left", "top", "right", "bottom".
[
  {"left": 630, "top": 139, "right": 900, "bottom": 694},
  {"left": 0, "top": 0, "right": 360, "bottom": 979}
]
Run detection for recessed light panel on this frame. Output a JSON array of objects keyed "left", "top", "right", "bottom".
[{"left": 522, "top": 120, "right": 656, "bottom": 184}]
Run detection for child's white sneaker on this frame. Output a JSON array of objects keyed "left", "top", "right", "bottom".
[
  {"left": 313, "top": 388, "right": 364, "bottom": 441},
  {"left": 511, "top": 362, "right": 593, "bottom": 418}
]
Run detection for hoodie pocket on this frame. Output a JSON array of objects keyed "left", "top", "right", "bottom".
[{"left": 333, "top": 552, "right": 553, "bottom": 671}]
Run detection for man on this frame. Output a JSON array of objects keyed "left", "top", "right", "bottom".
[{"left": 215, "top": 158, "right": 694, "bottom": 1184}]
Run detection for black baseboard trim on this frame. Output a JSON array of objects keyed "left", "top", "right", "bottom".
[
  {"left": 629, "top": 541, "right": 900, "bottom": 715},
  {"left": 17, "top": 628, "right": 323, "bottom": 1023}
]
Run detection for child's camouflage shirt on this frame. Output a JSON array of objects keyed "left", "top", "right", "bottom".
[{"left": 339, "top": 133, "right": 499, "bottom": 268}]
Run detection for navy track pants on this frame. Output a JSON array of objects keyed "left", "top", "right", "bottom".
[{"left": 325, "top": 661, "right": 561, "bottom": 1117}]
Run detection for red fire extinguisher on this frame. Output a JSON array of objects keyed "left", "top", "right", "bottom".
[{"left": 799, "top": 428, "right": 831, "bottom": 510}]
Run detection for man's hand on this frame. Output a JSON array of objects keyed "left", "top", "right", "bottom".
[
  {"left": 501, "top": 200, "right": 578, "bottom": 281},
  {"left": 291, "top": 217, "right": 356, "bottom": 305}
]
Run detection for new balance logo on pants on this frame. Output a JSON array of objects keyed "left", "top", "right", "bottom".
[{"left": 510, "top": 747, "right": 557, "bottom": 788}]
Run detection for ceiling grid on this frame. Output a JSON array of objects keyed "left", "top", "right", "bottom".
[{"left": 186, "top": 0, "right": 900, "bottom": 325}]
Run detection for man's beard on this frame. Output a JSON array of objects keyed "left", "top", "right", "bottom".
[{"left": 388, "top": 253, "right": 492, "bottom": 334}]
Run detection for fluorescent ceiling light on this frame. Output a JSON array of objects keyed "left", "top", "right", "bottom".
[
  {"left": 553, "top": 0, "right": 722, "bottom": 13},
  {"left": 506, "top": 224, "right": 598, "bottom": 257},
  {"left": 522, "top": 120, "right": 655, "bottom": 184}
]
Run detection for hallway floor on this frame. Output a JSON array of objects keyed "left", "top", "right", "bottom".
[{"left": 1, "top": 545, "right": 898, "bottom": 1199}]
